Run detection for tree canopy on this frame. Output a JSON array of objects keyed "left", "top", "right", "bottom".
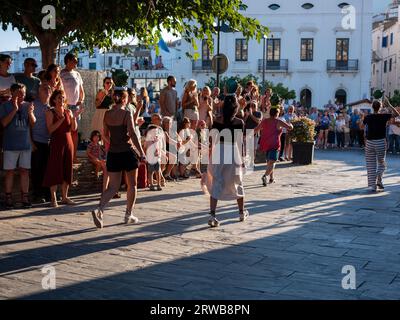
[{"left": 0, "top": 0, "right": 269, "bottom": 68}]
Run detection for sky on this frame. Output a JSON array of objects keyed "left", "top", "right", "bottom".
[{"left": 0, "top": 0, "right": 393, "bottom": 52}]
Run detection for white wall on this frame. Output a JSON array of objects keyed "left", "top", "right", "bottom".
[{"left": 178, "top": 0, "right": 373, "bottom": 107}]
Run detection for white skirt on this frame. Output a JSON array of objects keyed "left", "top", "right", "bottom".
[
  {"left": 91, "top": 109, "right": 108, "bottom": 135},
  {"left": 201, "top": 142, "right": 244, "bottom": 201}
]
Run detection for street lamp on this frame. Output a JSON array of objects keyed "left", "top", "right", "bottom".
[{"left": 263, "top": 35, "right": 268, "bottom": 85}]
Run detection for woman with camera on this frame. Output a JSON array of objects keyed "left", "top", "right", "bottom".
[
  {"left": 198, "top": 86, "right": 213, "bottom": 128},
  {"left": 182, "top": 79, "right": 200, "bottom": 130}
]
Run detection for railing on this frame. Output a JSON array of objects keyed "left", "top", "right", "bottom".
[
  {"left": 192, "top": 59, "right": 212, "bottom": 71},
  {"left": 327, "top": 59, "right": 359, "bottom": 72},
  {"left": 258, "top": 59, "right": 289, "bottom": 72}
]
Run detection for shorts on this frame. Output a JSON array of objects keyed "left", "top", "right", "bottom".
[
  {"left": 320, "top": 125, "right": 329, "bottom": 131},
  {"left": 148, "top": 161, "right": 160, "bottom": 172},
  {"left": 184, "top": 109, "right": 199, "bottom": 121},
  {"left": 3, "top": 150, "right": 31, "bottom": 170},
  {"left": 106, "top": 150, "right": 139, "bottom": 172},
  {"left": 266, "top": 149, "right": 279, "bottom": 162}
]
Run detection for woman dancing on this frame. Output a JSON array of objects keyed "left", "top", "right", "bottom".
[
  {"left": 201, "top": 80, "right": 248, "bottom": 227},
  {"left": 363, "top": 98, "right": 400, "bottom": 192},
  {"left": 91, "top": 87, "right": 146, "bottom": 229}
]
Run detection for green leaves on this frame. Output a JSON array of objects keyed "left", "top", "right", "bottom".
[{"left": 0, "top": 0, "right": 268, "bottom": 65}]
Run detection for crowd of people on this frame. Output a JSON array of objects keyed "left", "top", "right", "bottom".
[{"left": 1, "top": 51, "right": 400, "bottom": 227}]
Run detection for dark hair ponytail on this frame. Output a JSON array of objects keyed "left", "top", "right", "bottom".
[{"left": 223, "top": 95, "right": 239, "bottom": 125}]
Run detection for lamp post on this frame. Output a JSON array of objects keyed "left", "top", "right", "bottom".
[
  {"left": 216, "top": 18, "right": 221, "bottom": 88},
  {"left": 262, "top": 35, "right": 267, "bottom": 87}
]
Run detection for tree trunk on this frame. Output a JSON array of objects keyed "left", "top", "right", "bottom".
[{"left": 38, "top": 34, "right": 59, "bottom": 69}]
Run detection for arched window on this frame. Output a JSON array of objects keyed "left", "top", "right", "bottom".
[
  {"left": 300, "top": 88, "right": 312, "bottom": 108},
  {"left": 301, "top": 3, "right": 314, "bottom": 9},
  {"left": 268, "top": 4, "right": 281, "bottom": 10},
  {"left": 335, "top": 89, "right": 347, "bottom": 105}
]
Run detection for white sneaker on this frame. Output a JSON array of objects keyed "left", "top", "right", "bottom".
[
  {"left": 91, "top": 209, "right": 104, "bottom": 229},
  {"left": 239, "top": 210, "right": 249, "bottom": 222},
  {"left": 208, "top": 216, "right": 220, "bottom": 228},
  {"left": 124, "top": 214, "right": 139, "bottom": 225}
]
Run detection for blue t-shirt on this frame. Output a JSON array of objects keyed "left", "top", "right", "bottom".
[
  {"left": 350, "top": 114, "right": 360, "bottom": 129},
  {"left": 320, "top": 116, "right": 330, "bottom": 128},
  {"left": 309, "top": 113, "right": 318, "bottom": 122},
  {"left": 32, "top": 99, "right": 50, "bottom": 144},
  {"left": 0, "top": 101, "right": 32, "bottom": 151}
]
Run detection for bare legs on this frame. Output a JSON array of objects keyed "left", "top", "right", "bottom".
[
  {"left": 98, "top": 169, "right": 139, "bottom": 216},
  {"left": 209, "top": 196, "right": 246, "bottom": 227},
  {"left": 318, "top": 130, "right": 328, "bottom": 149},
  {"left": 49, "top": 182, "right": 71, "bottom": 206},
  {"left": 124, "top": 170, "right": 138, "bottom": 215},
  {"left": 99, "top": 171, "right": 123, "bottom": 211},
  {"left": 4, "top": 168, "right": 30, "bottom": 207},
  {"left": 264, "top": 160, "right": 276, "bottom": 178}
]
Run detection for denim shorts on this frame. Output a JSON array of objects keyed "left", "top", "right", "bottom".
[
  {"left": 266, "top": 149, "right": 279, "bottom": 162},
  {"left": 3, "top": 150, "right": 31, "bottom": 170},
  {"left": 148, "top": 161, "right": 161, "bottom": 172}
]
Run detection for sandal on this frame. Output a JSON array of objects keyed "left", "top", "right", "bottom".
[
  {"left": 5, "top": 193, "right": 14, "bottom": 210},
  {"left": 21, "top": 192, "right": 32, "bottom": 209},
  {"left": 60, "top": 198, "right": 77, "bottom": 205},
  {"left": 50, "top": 199, "right": 58, "bottom": 208}
]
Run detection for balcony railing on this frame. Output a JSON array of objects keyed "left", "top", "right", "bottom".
[
  {"left": 258, "top": 59, "right": 289, "bottom": 72},
  {"left": 327, "top": 59, "right": 359, "bottom": 72},
  {"left": 192, "top": 59, "right": 212, "bottom": 71}
]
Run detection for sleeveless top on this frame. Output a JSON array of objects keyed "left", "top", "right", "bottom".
[
  {"left": 212, "top": 118, "right": 244, "bottom": 144},
  {"left": 98, "top": 92, "right": 114, "bottom": 109},
  {"left": 106, "top": 110, "right": 132, "bottom": 153},
  {"left": 259, "top": 118, "right": 282, "bottom": 152}
]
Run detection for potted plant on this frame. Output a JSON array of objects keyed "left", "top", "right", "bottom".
[
  {"left": 110, "top": 68, "right": 130, "bottom": 87},
  {"left": 290, "top": 117, "right": 316, "bottom": 165}
]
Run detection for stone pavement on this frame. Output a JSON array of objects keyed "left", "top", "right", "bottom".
[{"left": 1, "top": 149, "right": 400, "bottom": 300}]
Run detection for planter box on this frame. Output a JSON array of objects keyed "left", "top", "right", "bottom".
[{"left": 292, "top": 141, "right": 315, "bottom": 165}]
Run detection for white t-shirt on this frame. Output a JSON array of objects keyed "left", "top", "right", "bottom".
[
  {"left": 60, "top": 69, "right": 83, "bottom": 105},
  {"left": 0, "top": 74, "right": 16, "bottom": 99}
]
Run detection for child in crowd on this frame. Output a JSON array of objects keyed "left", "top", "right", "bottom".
[
  {"left": 145, "top": 114, "right": 164, "bottom": 191},
  {"left": 86, "top": 130, "right": 109, "bottom": 193}
]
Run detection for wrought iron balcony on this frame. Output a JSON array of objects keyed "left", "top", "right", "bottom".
[
  {"left": 327, "top": 59, "right": 359, "bottom": 72},
  {"left": 258, "top": 59, "right": 289, "bottom": 72},
  {"left": 192, "top": 59, "right": 212, "bottom": 71}
]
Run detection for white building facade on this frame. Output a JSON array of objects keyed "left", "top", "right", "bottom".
[
  {"left": 2, "top": 0, "right": 372, "bottom": 107},
  {"left": 371, "top": 1, "right": 400, "bottom": 97},
  {"left": 177, "top": 0, "right": 373, "bottom": 108}
]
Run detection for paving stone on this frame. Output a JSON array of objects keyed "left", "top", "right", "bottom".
[{"left": 2, "top": 150, "right": 400, "bottom": 300}]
